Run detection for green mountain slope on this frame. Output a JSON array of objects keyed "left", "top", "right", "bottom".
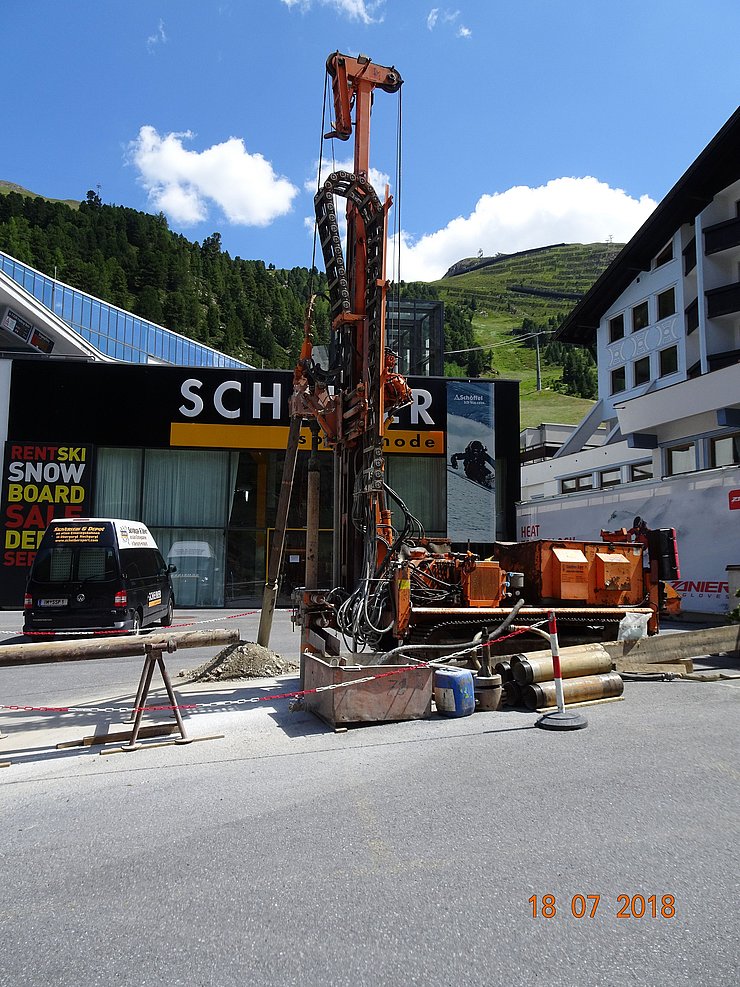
[
  {"left": 1, "top": 180, "right": 615, "bottom": 429},
  {"left": 433, "top": 243, "right": 621, "bottom": 427},
  {"left": 0, "top": 180, "right": 80, "bottom": 211}
]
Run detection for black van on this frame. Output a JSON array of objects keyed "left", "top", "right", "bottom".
[{"left": 23, "top": 519, "right": 176, "bottom": 635}]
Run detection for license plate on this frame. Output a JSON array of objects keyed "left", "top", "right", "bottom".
[{"left": 38, "top": 598, "right": 67, "bottom": 608}]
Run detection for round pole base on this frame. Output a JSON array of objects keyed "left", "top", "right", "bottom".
[{"left": 536, "top": 709, "right": 588, "bottom": 731}]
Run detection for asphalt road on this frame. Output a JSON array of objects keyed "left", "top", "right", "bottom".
[{"left": 1, "top": 610, "right": 738, "bottom": 987}]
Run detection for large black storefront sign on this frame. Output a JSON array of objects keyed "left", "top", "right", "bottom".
[{"left": 6, "top": 361, "right": 450, "bottom": 452}]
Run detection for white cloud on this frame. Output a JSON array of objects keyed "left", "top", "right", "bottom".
[
  {"left": 427, "top": 7, "right": 471, "bottom": 37},
  {"left": 128, "top": 126, "right": 299, "bottom": 227},
  {"left": 303, "top": 157, "right": 392, "bottom": 252},
  {"left": 304, "top": 157, "right": 390, "bottom": 195},
  {"left": 146, "top": 19, "right": 167, "bottom": 53},
  {"left": 395, "top": 177, "right": 657, "bottom": 282},
  {"left": 280, "top": 0, "right": 384, "bottom": 24}
]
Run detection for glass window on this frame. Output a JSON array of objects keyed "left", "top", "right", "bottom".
[
  {"left": 33, "top": 545, "right": 116, "bottom": 583},
  {"left": 659, "top": 345, "right": 678, "bottom": 377},
  {"left": 599, "top": 468, "right": 621, "bottom": 488},
  {"left": 634, "top": 356, "right": 651, "bottom": 386},
  {"left": 710, "top": 433, "right": 740, "bottom": 467},
  {"left": 143, "top": 449, "right": 232, "bottom": 527},
  {"left": 151, "top": 527, "right": 225, "bottom": 607},
  {"left": 657, "top": 287, "right": 676, "bottom": 320},
  {"left": 632, "top": 301, "right": 649, "bottom": 332},
  {"left": 62, "top": 290, "right": 74, "bottom": 322},
  {"left": 95, "top": 449, "right": 143, "bottom": 517},
  {"left": 666, "top": 443, "right": 695, "bottom": 476},
  {"left": 611, "top": 367, "right": 626, "bottom": 394},
  {"left": 655, "top": 242, "right": 673, "bottom": 267},
  {"left": 105, "top": 310, "right": 116, "bottom": 343},
  {"left": 225, "top": 529, "right": 269, "bottom": 605},
  {"left": 609, "top": 314, "right": 625, "bottom": 342},
  {"left": 630, "top": 462, "right": 653, "bottom": 482},
  {"left": 386, "top": 456, "right": 446, "bottom": 535},
  {"left": 81, "top": 297, "right": 92, "bottom": 329},
  {"left": 561, "top": 474, "right": 593, "bottom": 493},
  {"left": 72, "top": 293, "right": 82, "bottom": 327}
]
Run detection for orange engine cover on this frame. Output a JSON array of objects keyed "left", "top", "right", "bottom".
[{"left": 461, "top": 560, "right": 507, "bottom": 607}]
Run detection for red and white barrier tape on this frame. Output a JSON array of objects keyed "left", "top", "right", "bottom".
[
  {"left": 0, "top": 665, "right": 422, "bottom": 716},
  {"left": 0, "top": 625, "right": 538, "bottom": 717}
]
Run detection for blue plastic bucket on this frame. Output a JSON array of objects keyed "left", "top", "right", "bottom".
[{"left": 433, "top": 667, "right": 476, "bottom": 717}]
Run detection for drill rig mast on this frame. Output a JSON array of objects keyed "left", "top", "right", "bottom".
[
  {"left": 283, "top": 52, "right": 674, "bottom": 664},
  {"left": 290, "top": 52, "right": 412, "bottom": 653}
]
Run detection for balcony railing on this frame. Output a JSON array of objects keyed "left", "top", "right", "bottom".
[
  {"left": 706, "top": 281, "right": 740, "bottom": 319},
  {"left": 704, "top": 216, "right": 740, "bottom": 256}
]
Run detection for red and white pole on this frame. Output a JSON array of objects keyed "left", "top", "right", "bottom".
[
  {"left": 548, "top": 609, "right": 565, "bottom": 713},
  {"left": 536, "top": 609, "right": 587, "bottom": 730}
]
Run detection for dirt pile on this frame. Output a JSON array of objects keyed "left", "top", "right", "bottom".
[{"left": 178, "top": 641, "right": 299, "bottom": 683}]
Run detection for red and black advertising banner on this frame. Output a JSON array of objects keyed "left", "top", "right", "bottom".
[{"left": 1, "top": 442, "right": 94, "bottom": 605}]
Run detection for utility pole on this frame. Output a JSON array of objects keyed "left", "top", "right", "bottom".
[{"left": 535, "top": 331, "right": 542, "bottom": 391}]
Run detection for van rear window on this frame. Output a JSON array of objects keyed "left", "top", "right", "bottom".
[{"left": 33, "top": 546, "right": 117, "bottom": 584}]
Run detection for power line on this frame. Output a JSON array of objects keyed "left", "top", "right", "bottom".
[{"left": 445, "top": 329, "right": 556, "bottom": 356}]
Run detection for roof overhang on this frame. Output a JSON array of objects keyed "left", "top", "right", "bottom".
[
  {"left": 0, "top": 269, "right": 108, "bottom": 361},
  {"left": 556, "top": 106, "right": 740, "bottom": 346}
]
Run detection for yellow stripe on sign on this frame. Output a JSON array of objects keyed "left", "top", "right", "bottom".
[
  {"left": 170, "top": 422, "right": 445, "bottom": 454},
  {"left": 170, "top": 423, "right": 292, "bottom": 449},
  {"left": 382, "top": 430, "right": 445, "bottom": 454}
]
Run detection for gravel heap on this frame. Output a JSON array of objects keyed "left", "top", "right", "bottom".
[{"left": 178, "top": 641, "right": 299, "bottom": 683}]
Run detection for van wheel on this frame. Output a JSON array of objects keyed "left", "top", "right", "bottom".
[
  {"left": 161, "top": 597, "right": 174, "bottom": 627},
  {"left": 131, "top": 611, "right": 141, "bottom": 635}
]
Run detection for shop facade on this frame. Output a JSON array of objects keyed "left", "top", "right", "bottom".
[{"left": 1, "top": 359, "right": 520, "bottom": 609}]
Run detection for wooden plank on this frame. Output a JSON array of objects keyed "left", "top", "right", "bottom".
[
  {"left": 604, "top": 625, "right": 740, "bottom": 665},
  {"left": 56, "top": 723, "right": 180, "bottom": 749},
  {"left": 616, "top": 659, "right": 693, "bottom": 676}
]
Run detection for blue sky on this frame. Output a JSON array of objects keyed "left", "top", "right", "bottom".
[{"left": 5, "top": 0, "right": 739, "bottom": 281}]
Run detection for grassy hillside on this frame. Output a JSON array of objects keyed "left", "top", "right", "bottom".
[
  {"left": 0, "top": 180, "right": 80, "bottom": 210},
  {"left": 434, "top": 243, "right": 620, "bottom": 427},
  {"left": 2, "top": 178, "right": 611, "bottom": 429}
]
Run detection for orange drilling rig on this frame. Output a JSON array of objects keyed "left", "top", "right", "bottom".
[{"left": 277, "top": 52, "right": 679, "bottom": 661}]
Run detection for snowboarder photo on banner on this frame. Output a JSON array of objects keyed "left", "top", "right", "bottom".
[{"left": 450, "top": 441, "right": 495, "bottom": 489}]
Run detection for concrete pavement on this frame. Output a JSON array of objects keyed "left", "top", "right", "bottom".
[{"left": 0, "top": 610, "right": 738, "bottom": 986}]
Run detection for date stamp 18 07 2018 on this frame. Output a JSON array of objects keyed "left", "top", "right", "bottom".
[{"left": 529, "top": 894, "right": 676, "bottom": 919}]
